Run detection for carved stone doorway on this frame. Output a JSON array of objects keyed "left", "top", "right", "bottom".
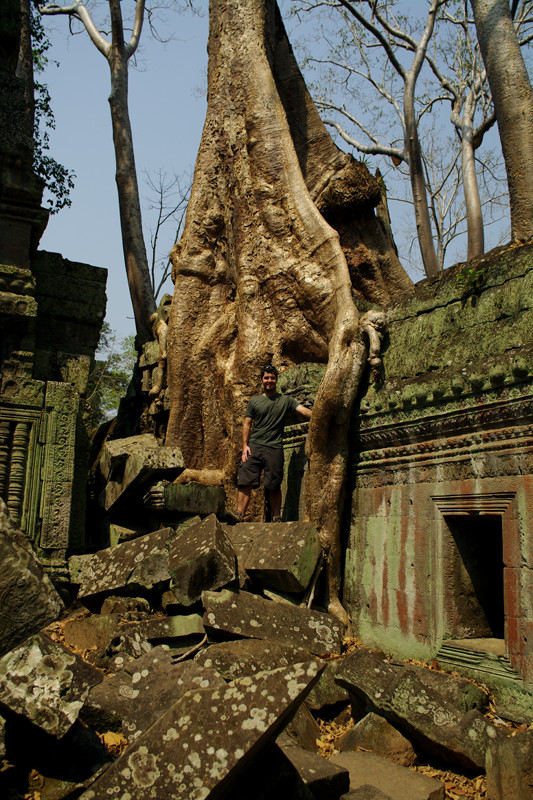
[
  {"left": 433, "top": 493, "right": 520, "bottom": 673},
  {"left": 443, "top": 514, "right": 504, "bottom": 639}
]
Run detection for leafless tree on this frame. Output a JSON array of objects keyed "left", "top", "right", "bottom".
[
  {"left": 471, "top": 0, "right": 533, "bottom": 242},
  {"left": 144, "top": 169, "right": 191, "bottom": 300},
  {"left": 39, "top": 0, "right": 157, "bottom": 338}
]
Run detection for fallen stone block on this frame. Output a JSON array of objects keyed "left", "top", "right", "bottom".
[
  {"left": 231, "top": 743, "right": 316, "bottom": 799},
  {"left": 5, "top": 715, "right": 110, "bottom": 790},
  {"left": 0, "top": 499, "right": 63, "bottom": 657},
  {"left": 0, "top": 712, "right": 5, "bottom": 758},
  {"left": 109, "top": 523, "right": 141, "bottom": 545},
  {"left": 486, "top": 729, "right": 533, "bottom": 800},
  {"left": 77, "top": 527, "right": 177, "bottom": 609},
  {"left": 79, "top": 660, "right": 324, "bottom": 800},
  {"left": 0, "top": 632, "right": 102, "bottom": 737},
  {"left": 63, "top": 612, "right": 151, "bottom": 651},
  {"left": 331, "top": 752, "right": 445, "bottom": 800},
  {"left": 401, "top": 662, "right": 488, "bottom": 713},
  {"left": 100, "top": 596, "right": 151, "bottom": 615},
  {"left": 194, "top": 637, "right": 311, "bottom": 680},
  {"left": 168, "top": 514, "right": 237, "bottom": 606},
  {"left": 336, "top": 649, "right": 497, "bottom": 770},
  {"left": 82, "top": 646, "right": 225, "bottom": 740},
  {"left": 203, "top": 589, "right": 344, "bottom": 655},
  {"left": 305, "top": 660, "right": 350, "bottom": 711},
  {"left": 243, "top": 521, "right": 321, "bottom": 593},
  {"left": 101, "top": 434, "right": 184, "bottom": 512},
  {"left": 339, "top": 712, "right": 417, "bottom": 767},
  {"left": 282, "top": 744, "right": 350, "bottom": 800},
  {"left": 68, "top": 553, "right": 95, "bottom": 586},
  {"left": 340, "top": 788, "right": 393, "bottom": 800},
  {"left": 144, "top": 480, "right": 226, "bottom": 516},
  {"left": 278, "top": 702, "right": 321, "bottom": 751}
]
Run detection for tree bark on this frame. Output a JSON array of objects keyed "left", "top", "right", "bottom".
[
  {"left": 471, "top": 0, "right": 533, "bottom": 242},
  {"left": 165, "top": 0, "right": 413, "bottom": 621},
  {"left": 107, "top": 0, "right": 155, "bottom": 339},
  {"left": 461, "top": 93, "right": 485, "bottom": 260}
]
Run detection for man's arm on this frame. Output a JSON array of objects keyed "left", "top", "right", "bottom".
[
  {"left": 242, "top": 416, "right": 253, "bottom": 461},
  {"left": 295, "top": 404, "right": 312, "bottom": 420}
]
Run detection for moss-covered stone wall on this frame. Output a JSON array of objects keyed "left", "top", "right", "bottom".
[{"left": 345, "top": 243, "right": 533, "bottom": 686}]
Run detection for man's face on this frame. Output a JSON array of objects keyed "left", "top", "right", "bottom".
[{"left": 262, "top": 370, "right": 277, "bottom": 395}]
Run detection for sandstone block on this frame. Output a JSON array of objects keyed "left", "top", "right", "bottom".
[
  {"left": 282, "top": 744, "right": 350, "bottom": 799},
  {"left": 331, "top": 752, "right": 444, "bottom": 800},
  {"left": 79, "top": 661, "right": 324, "bottom": 800},
  {"left": 0, "top": 500, "right": 63, "bottom": 657},
  {"left": 243, "top": 521, "right": 321, "bottom": 593},
  {"left": 278, "top": 703, "right": 321, "bottom": 751},
  {"left": 305, "top": 660, "right": 350, "bottom": 710},
  {"left": 101, "top": 434, "right": 184, "bottom": 512},
  {"left": 0, "top": 632, "right": 102, "bottom": 737},
  {"left": 339, "top": 712, "right": 417, "bottom": 767},
  {"left": 336, "top": 649, "right": 497, "bottom": 769},
  {"left": 168, "top": 514, "right": 237, "bottom": 605},
  {"left": 485, "top": 729, "right": 533, "bottom": 800},
  {"left": 100, "top": 596, "right": 151, "bottom": 615},
  {"left": 77, "top": 527, "right": 176, "bottom": 608},
  {"left": 231, "top": 743, "right": 316, "bottom": 799},
  {"left": 194, "top": 638, "right": 311, "bottom": 680},
  {"left": 203, "top": 589, "right": 344, "bottom": 655},
  {"left": 83, "top": 647, "right": 225, "bottom": 741},
  {"left": 340, "top": 788, "right": 393, "bottom": 800},
  {"left": 63, "top": 612, "right": 150, "bottom": 651}
]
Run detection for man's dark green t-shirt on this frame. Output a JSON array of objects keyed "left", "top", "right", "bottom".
[{"left": 245, "top": 393, "right": 299, "bottom": 449}]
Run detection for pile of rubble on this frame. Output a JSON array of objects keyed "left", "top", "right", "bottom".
[{"left": 0, "top": 499, "right": 530, "bottom": 799}]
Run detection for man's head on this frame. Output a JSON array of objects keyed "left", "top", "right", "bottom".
[{"left": 261, "top": 365, "right": 278, "bottom": 395}]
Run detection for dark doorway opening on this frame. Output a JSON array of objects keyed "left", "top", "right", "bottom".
[{"left": 444, "top": 514, "right": 504, "bottom": 639}]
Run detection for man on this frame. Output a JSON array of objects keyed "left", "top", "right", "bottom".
[{"left": 232, "top": 365, "right": 312, "bottom": 523}]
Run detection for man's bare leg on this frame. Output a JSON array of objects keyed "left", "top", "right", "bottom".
[
  {"left": 269, "top": 488, "right": 282, "bottom": 520},
  {"left": 237, "top": 486, "right": 252, "bottom": 516}
]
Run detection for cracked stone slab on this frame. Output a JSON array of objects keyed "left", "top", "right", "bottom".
[
  {"left": 0, "top": 499, "right": 63, "bottom": 657},
  {"left": 0, "top": 632, "right": 102, "bottom": 737},
  {"left": 203, "top": 589, "right": 343, "bottom": 656},
  {"left": 101, "top": 434, "right": 184, "bottom": 512},
  {"left": 243, "top": 522, "right": 321, "bottom": 593},
  {"left": 168, "top": 514, "right": 237, "bottom": 606},
  {"left": 194, "top": 638, "right": 311, "bottom": 681},
  {"left": 77, "top": 527, "right": 177, "bottom": 609},
  {"left": 336, "top": 649, "right": 497, "bottom": 770},
  {"left": 80, "top": 660, "right": 324, "bottom": 800},
  {"left": 82, "top": 646, "right": 225, "bottom": 740},
  {"left": 331, "top": 752, "right": 444, "bottom": 800}
]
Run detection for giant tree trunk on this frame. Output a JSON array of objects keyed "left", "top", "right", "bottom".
[
  {"left": 166, "top": 0, "right": 413, "bottom": 621},
  {"left": 471, "top": 0, "right": 533, "bottom": 242}
]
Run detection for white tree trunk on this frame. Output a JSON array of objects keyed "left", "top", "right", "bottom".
[{"left": 471, "top": 0, "right": 533, "bottom": 242}]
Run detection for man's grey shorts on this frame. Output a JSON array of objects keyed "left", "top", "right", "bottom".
[{"left": 237, "top": 443, "right": 284, "bottom": 490}]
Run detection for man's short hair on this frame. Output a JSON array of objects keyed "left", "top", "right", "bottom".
[{"left": 261, "top": 364, "right": 278, "bottom": 378}]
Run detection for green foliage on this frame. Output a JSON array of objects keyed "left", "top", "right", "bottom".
[
  {"left": 31, "top": 4, "right": 75, "bottom": 213},
  {"left": 85, "top": 323, "right": 138, "bottom": 431},
  {"left": 456, "top": 264, "right": 487, "bottom": 297}
]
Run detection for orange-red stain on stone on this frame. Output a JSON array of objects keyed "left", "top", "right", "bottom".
[{"left": 396, "top": 513, "right": 409, "bottom": 636}]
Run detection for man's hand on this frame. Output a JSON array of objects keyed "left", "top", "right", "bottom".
[{"left": 242, "top": 445, "right": 251, "bottom": 462}]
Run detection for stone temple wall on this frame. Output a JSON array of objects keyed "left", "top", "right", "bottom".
[
  {"left": 0, "top": 252, "right": 107, "bottom": 579},
  {"left": 344, "top": 243, "right": 533, "bottom": 687}
]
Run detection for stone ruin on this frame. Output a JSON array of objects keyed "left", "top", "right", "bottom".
[{"left": 2, "top": 0, "right": 533, "bottom": 799}]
